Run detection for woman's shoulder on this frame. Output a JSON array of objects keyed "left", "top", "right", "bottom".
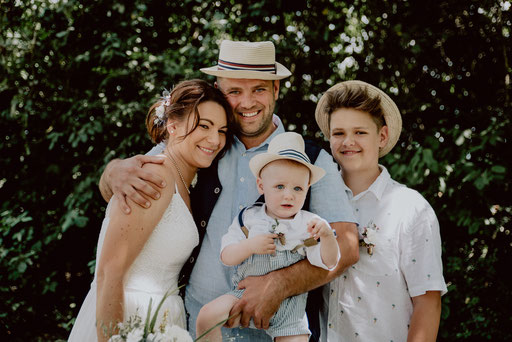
[
  {"left": 142, "top": 155, "right": 176, "bottom": 182},
  {"left": 140, "top": 157, "right": 178, "bottom": 201}
]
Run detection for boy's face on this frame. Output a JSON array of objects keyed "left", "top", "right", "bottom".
[
  {"left": 329, "top": 108, "right": 389, "bottom": 176},
  {"left": 257, "top": 160, "right": 310, "bottom": 220}
]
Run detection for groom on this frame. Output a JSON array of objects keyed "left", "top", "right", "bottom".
[{"left": 99, "top": 40, "right": 359, "bottom": 341}]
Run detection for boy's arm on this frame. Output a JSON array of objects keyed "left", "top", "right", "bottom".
[
  {"left": 99, "top": 155, "right": 166, "bottom": 213},
  {"left": 228, "top": 220, "right": 359, "bottom": 329},
  {"left": 221, "top": 234, "right": 278, "bottom": 266},
  {"left": 407, "top": 291, "right": 442, "bottom": 342}
]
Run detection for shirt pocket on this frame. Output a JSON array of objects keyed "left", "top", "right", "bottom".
[{"left": 354, "top": 232, "right": 399, "bottom": 278}]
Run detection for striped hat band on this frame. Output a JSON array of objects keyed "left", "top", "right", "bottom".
[
  {"left": 217, "top": 59, "right": 277, "bottom": 74},
  {"left": 277, "top": 149, "right": 311, "bottom": 164}
]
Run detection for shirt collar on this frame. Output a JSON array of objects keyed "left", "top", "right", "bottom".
[
  {"left": 233, "top": 115, "right": 285, "bottom": 153},
  {"left": 343, "top": 165, "right": 391, "bottom": 201},
  {"left": 367, "top": 165, "right": 391, "bottom": 201}
]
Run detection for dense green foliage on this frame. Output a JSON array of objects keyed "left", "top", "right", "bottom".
[{"left": 1, "top": 0, "right": 510, "bottom": 340}]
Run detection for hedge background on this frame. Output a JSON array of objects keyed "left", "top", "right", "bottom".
[{"left": 1, "top": 0, "right": 511, "bottom": 340}]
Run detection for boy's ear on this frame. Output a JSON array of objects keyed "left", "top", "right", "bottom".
[
  {"left": 379, "top": 125, "right": 389, "bottom": 148},
  {"left": 256, "top": 177, "right": 265, "bottom": 195}
]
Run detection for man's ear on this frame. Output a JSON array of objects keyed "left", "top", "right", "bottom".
[
  {"left": 273, "top": 80, "right": 280, "bottom": 101},
  {"left": 379, "top": 125, "right": 389, "bottom": 148},
  {"left": 256, "top": 177, "right": 265, "bottom": 195}
]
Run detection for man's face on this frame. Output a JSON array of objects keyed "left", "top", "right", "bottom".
[{"left": 216, "top": 78, "right": 279, "bottom": 139}]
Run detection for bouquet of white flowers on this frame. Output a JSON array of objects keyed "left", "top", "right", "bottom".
[
  {"left": 106, "top": 287, "right": 230, "bottom": 342},
  {"left": 107, "top": 289, "right": 193, "bottom": 342}
]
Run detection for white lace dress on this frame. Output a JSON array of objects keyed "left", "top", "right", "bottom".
[{"left": 68, "top": 188, "right": 198, "bottom": 341}]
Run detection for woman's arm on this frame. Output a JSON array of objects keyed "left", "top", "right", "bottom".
[
  {"left": 95, "top": 163, "right": 174, "bottom": 341},
  {"left": 407, "top": 291, "right": 442, "bottom": 342}
]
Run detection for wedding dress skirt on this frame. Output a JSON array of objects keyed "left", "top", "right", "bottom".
[{"left": 69, "top": 188, "right": 198, "bottom": 341}]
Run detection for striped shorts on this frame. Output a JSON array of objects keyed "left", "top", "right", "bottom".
[{"left": 228, "top": 250, "right": 311, "bottom": 338}]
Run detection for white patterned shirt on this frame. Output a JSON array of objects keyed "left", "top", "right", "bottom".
[{"left": 321, "top": 166, "right": 447, "bottom": 342}]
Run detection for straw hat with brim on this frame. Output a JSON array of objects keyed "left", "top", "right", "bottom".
[
  {"left": 249, "top": 132, "right": 326, "bottom": 185},
  {"left": 315, "top": 80, "right": 402, "bottom": 157},
  {"left": 200, "top": 40, "right": 291, "bottom": 80}
]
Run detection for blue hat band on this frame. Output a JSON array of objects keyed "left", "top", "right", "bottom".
[{"left": 277, "top": 149, "right": 311, "bottom": 164}]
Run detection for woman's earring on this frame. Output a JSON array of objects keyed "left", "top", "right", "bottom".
[{"left": 170, "top": 130, "right": 174, "bottom": 134}]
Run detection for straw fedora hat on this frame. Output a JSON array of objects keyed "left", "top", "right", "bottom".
[
  {"left": 249, "top": 132, "right": 326, "bottom": 185},
  {"left": 200, "top": 40, "right": 291, "bottom": 80},
  {"left": 315, "top": 80, "right": 402, "bottom": 157}
]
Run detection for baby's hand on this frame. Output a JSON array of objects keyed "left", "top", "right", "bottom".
[
  {"left": 249, "top": 234, "right": 278, "bottom": 255},
  {"left": 307, "top": 218, "right": 335, "bottom": 240}
]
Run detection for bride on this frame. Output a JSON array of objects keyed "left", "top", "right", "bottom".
[{"left": 68, "top": 79, "right": 233, "bottom": 341}]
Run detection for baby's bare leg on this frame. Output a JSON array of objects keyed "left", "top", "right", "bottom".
[
  {"left": 275, "top": 334, "right": 309, "bottom": 342},
  {"left": 196, "top": 294, "right": 239, "bottom": 342}
]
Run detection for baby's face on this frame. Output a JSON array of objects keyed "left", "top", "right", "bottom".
[{"left": 257, "top": 160, "right": 310, "bottom": 220}]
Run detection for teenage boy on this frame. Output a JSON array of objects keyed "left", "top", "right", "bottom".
[{"left": 315, "top": 80, "right": 447, "bottom": 342}]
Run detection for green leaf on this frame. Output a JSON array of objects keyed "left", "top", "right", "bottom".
[{"left": 491, "top": 165, "right": 506, "bottom": 174}]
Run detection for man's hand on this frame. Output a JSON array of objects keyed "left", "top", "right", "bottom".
[
  {"left": 99, "top": 155, "right": 166, "bottom": 214},
  {"left": 226, "top": 272, "right": 285, "bottom": 330},
  {"left": 249, "top": 234, "right": 277, "bottom": 255}
]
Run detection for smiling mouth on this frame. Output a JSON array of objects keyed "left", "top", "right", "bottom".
[
  {"left": 342, "top": 150, "right": 360, "bottom": 155},
  {"left": 199, "top": 146, "right": 215, "bottom": 154},
  {"left": 240, "top": 111, "right": 259, "bottom": 118}
]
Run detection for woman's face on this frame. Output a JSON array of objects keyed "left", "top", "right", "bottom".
[
  {"left": 329, "top": 108, "right": 388, "bottom": 176},
  {"left": 173, "top": 101, "right": 228, "bottom": 168}
]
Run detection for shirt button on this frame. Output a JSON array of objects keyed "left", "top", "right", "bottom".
[
  {"left": 242, "top": 152, "right": 246, "bottom": 156},
  {"left": 189, "top": 256, "right": 195, "bottom": 263},
  {"left": 200, "top": 220, "right": 206, "bottom": 227},
  {"left": 240, "top": 177, "right": 245, "bottom": 182},
  {"left": 355, "top": 208, "right": 359, "bottom": 212},
  {"left": 239, "top": 205, "right": 244, "bottom": 210},
  {"left": 328, "top": 322, "right": 332, "bottom": 328},
  {"left": 214, "top": 187, "right": 220, "bottom": 194}
]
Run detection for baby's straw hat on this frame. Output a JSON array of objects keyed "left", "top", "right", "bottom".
[{"left": 249, "top": 132, "right": 326, "bottom": 185}]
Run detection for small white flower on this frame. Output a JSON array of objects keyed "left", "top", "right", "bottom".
[
  {"left": 126, "top": 327, "right": 144, "bottom": 342},
  {"left": 148, "top": 332, "right": 164, "bottom": 341},
  {"left": 155, "top": 104, "right": 165, "bottom": 119},
  {"left": 162, "top": 325, "right": 193, "bottom": 342},
  {"left": 364, "top": 228, "right": 377, "bottom": 245},
  {"left": 108, "top": 335, "right": 124, "bottom": 342}
]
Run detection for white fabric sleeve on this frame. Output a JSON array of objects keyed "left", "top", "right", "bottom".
[
  {"left": 303, "top": 214, "right": 341, "bottom": 271},
  {"left": 306, "top": 239, "right": 340, "bottom": 271},
  {"left": 399, "top": 192, "right": 448, "bottom": 297},
  {"left": 145, "top": 142, "right": 166, "bottom": 156},
  {"left": 220, "top": 213, "right": 247, "bottom": 262}
]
